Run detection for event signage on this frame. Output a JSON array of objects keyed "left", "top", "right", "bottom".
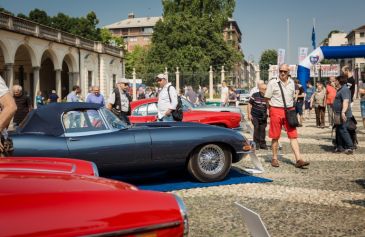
[
  {"left": 309, "top": 55, "right": 319, "bottom": 65},
  {"left": 277, "top": 48, "right": 286, "bottom": 66},
  {"left": 269, "top": 64, "right": 339, "bottom": 79},
  {"left": 298, "top": 47, "right": 308, "bottom": 63}
]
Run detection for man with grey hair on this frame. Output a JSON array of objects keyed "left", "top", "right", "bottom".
[
  {"left": 107, "top": 78, "right": 132, "bottom": 124},
  {"left": 12, "top": 85, "right": 32, "bottom": 126},
  {"left": 249, "top": 80, "right": 265, "bottom": 96},
  {"left": 0, "top": 76, "right": 17, "bottom": 155},
  {"left": 265, "top": 64, "right": 309, "bottom": 168}
]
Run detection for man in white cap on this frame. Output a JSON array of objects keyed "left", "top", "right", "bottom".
[
  {"left": 156, "top": 73, "right": 178, "bottom": 121},
  {"left": 0, "top": 75, "right": 17, "bottom": 156},
  {"left": 107, "top": 78, "right": 132, "bottom": 125}
]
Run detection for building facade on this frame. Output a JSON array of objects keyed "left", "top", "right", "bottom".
[
  {"left": 0, "top": 12, "right": 124, "bottom": 104},
  {"left": 346, "top": 25, "right": 365, "bottom": 79},
  {"left": 105, "top": 13, "right": 162, "bottom": 52}
]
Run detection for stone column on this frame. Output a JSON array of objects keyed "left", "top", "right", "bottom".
[
  {"left": 209, "top": 66, "right": 214, "bottom": 100},
  {"left": 73, "top": 72, "right": 80, "bottom": 86},
  {"left": 68, "top": 72, "right": 74, "bottom": 91},
  {"left": 55, "top": 69, "right": 62, "bottom": 98},
  {"left": 132, "top": 68, "right": 137, "bottom": 101},
  {"left": 176, "top": 67, "right": 180, "bottom": 93},
  {"left": 221, "top": 66, "right": 225, "bottom": 84},
  {"left": 4, "top": 63, "right": 14, "bottom": 88},
  {"left": 33, "top": 67, "right": 40, "bottom": 107}
]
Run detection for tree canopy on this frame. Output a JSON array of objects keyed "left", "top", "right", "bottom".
[
  {"left": 145, "top": 0, "right": 242, "bottom": 80},
  {"left": 0, "top": 7, "right": 123, "bottom": 44},
  {"left": 259, "top": 49, "right": 277, "bottom": 81}
]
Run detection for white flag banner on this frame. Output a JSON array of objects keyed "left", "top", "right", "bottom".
[
  {"left": 277, "top": 48, "right": 286, "bottom": 66},
  {"left": 298, "top": 47, "right": 308, "bottom": 63}
]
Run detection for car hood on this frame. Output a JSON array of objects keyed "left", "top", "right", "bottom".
[
  {"left": 1, "top": 174, "right": 183, "bottom": 237},
  {"left": 0, "top": 172, "right": 136, "bottom": 194}
]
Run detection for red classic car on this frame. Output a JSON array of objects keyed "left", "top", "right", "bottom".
[
  {"left": 0, "top": 157, "right": 99, "bottom": 176},
  {"left": 0, "top": 157, "right": 188, "bottom": 237},
  {"left": 130, "top": 98, "right": 242, "bottom": 129}
]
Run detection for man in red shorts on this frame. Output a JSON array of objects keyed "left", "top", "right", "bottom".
[{"left": 265, "top": 64, "right": 310, "bottom": 168}]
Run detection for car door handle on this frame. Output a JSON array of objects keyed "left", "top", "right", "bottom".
[{"left": 69, "top": 137, "right": 80, "bottom": 142}]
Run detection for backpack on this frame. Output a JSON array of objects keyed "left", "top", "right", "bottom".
[{"left": 167, "top": 85, "right": 183, "bottom": 121}]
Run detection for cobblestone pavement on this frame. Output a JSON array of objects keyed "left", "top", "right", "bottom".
[{"left": 173, "top": 100, "right": 365, "bottom": 237}]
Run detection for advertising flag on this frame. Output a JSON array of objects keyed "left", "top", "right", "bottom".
[
  {"left": 311, "top": 26, "right": 316, "bottom": 49},
  {"left": 298, "top": 47, "right": 308, "bottom": 63},
  {"left": 277, "top": 48, "right": 285, "bottom": 66}
]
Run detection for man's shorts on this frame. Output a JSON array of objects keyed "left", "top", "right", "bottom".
[
  {"left": 361, "top": 100, "right": 365, "bottom": 118},
  {"left": 304, "top": 100, "right": 312, "bottom": 110},
  {"left": 295, "top": 101, "right": 304, "bottom": 115},
  {"left": 269, "top": 107, "right": 298, "bottom": 139}
]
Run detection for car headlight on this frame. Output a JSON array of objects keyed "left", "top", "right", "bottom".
[{"left": 173, "top": 194, "right": 189, "bottom": 236}]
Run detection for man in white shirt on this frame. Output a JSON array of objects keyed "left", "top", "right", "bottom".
[
  {"left": 221, "top": 81, "right": 229, "bottom": 106},
  {"left": 0, "top": 76, "right": 17, "bottom": 155},
  {"left": 156, "top": 73, "right": 178, "bottom": 121},
  {"left": 265, "top": 64, "right": 309, "bottom": 169}
]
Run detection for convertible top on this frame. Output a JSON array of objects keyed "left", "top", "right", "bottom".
[{"left": 18, "top": 102, "right": 102, "bottom": 136}]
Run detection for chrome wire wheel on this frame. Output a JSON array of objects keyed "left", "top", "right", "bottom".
[{"left": 197, "top": 144, "right": 225, "bottom": 175}]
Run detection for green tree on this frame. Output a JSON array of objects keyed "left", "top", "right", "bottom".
[
  {"left": 146, "top": 0, "right": 241, "bottom": 79},
  {"left": 125, "top": 45, "right": 149, "bottom": 80},
  {"left": 259, "top": 49, "right": 277, "bottom": 81},
  {"left": 99, "top": 28, "right": 124, "bottom": 47},
  {"left": 0, "top": 7, "right": 14, "bottom": 15},
  {"left": 28, "top": 8, "right": 51, "bottom": 26}
]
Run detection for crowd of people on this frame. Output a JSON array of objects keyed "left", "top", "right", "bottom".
[
  {"left": 245, "top": 64, "right": 363, "bottom": 167},
  {"left": 5, "top": 64, "right": 364, "bottom": 160}
]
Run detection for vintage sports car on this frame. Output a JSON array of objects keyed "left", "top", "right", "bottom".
[
  {"left": 0, "top": 157, "right": 188, "bottom": 236},
  {"left": 11, "top": 103, "right": 253, "bottom": 182},
  {"left": 130, "top": 98, "right": 242, "bottom": 129}
]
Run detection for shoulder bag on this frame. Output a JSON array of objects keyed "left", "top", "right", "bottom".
[{"left": 277, "top": 82, "right": 299, "bottom": 127}]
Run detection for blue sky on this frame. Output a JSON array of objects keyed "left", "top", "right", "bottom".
[{"left": 1, "top": 0, "right": 364, "bottom": 64}]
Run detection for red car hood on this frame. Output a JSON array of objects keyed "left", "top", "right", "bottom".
[
  {"left": 0, "top": 173, "right": 183, "bottom": 236},
  {"left": 0, "top": 157, "right": 98, "bottom": 176}
]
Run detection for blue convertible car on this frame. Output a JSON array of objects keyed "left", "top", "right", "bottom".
[{"left": 11, "top": 103, "right": 254, "bottom": 182}]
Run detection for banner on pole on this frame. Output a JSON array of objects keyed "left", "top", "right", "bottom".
[
  {"left": 298, "top": 47, "right": 308, "bottom": 63},
  {"left": 277, "top": 49, "right": 286, "bottom": 66}
]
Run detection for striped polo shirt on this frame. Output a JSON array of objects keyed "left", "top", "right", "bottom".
[{"left": 249, "top": 92, "right": 267, "bottom": 118}]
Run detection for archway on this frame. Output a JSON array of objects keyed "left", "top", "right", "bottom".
[
  {"left": 14, "top": 45, "right": 33, "bottom": 97},
  {"left": 298, "top": 45, "right": 365, "bottom": 90},
  {"left": 40, "top": 52, "right": 56, "bottom": 100}
]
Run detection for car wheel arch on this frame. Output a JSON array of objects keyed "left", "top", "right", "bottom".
[{"left": 185, "top": 142, "right": 237, "bottom": 182}]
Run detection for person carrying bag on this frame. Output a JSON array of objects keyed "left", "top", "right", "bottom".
[{"left": 277, "top": 82, "right": 299, "bottom": 128}]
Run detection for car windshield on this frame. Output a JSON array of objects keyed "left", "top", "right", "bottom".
[{"left": 100, "top": 107, "right": 128, "bottom": 129}]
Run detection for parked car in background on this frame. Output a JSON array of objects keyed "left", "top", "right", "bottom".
[
  {"left": 0, "top": 157, "right": 188, "bottom": 237},
  {"left": 11, "top": 103, "right": 254, "bottom": 182},
  {"left": 130, "top": 98, "right": 242, "bottom": 129},
  {"left": 235, "top": 89, "right": 250, "bottom": 104},
  {"left": 183, "top": 97, "right": 245, "bottom": 119}
]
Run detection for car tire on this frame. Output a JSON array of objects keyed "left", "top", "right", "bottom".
[{"left": 187, "top": 144, "right": 232, "bottom": 182}]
